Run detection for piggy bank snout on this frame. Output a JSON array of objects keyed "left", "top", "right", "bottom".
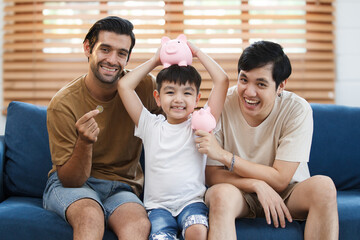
[{"left": 165, "top": 42, "right": 180, "bottom": 54}]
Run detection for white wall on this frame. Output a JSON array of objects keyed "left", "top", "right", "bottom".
[
  {"left": 335, "top": 0, "right": 360, "bottom": 107},
  {"left": 0, "top": 1, "right": 359, "bottom": 135}
]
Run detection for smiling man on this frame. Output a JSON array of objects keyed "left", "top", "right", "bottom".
[
  {"left": 43, "top": 16, "right": 160, "bottom": 240},
  {"left": 195, "top": 41, "right": 339, "bottom": 240}
]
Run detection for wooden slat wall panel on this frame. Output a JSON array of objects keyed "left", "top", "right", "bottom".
[
  {"left": 179, "top": 0, "right": 335, "bottom": 104},
  {"left": 2, "top": 0, "right": 335, "bottom": 112}
]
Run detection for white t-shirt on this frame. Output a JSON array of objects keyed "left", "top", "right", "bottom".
[
  {"left": 135, "top": 107, "right": 206, "bottom": 216},
  {"left": 207, "top": 86, "right": 313, "bottom": 183}
]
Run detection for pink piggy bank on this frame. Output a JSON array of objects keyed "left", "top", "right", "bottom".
[
  {"left": 191, "top": 107, "right": 216, "bottom": 133},
  {"left": 160, "top": 34, "right": 193, "bottom": 68}
]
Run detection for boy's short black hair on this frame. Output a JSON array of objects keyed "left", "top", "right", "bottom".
[
  {"left": 156, "top": 65, "right": 202, "bottom": 93},
  {"left": 238, "top": 41, "right": 292, "bottom": 89},
  {"left": 84, "top": 16, "right": 135, "bottom": 62}
]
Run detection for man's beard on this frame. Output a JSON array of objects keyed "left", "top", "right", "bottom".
[{"left": 90, "top": 60, "right": 122, "bottom": 85}]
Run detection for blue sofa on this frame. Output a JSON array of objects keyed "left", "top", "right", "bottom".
[{"left": 0, "top": 101, "right": 359, "bottom": 239}]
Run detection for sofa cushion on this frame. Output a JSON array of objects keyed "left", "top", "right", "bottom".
[
  {"left": 235, "top": 218, "right": 304, "bottom": 240},
  {"left": 309, "top": 104, "right": 360, "bottom": 191},
  {"left": 336, "top": 190, "right": 360, "bottom": 239},
  {"left": 4, "top": 101, "right": 51, "bottom": 198},
  {"left": 0, "top": 196, "right": 117, "bottom": 240}
]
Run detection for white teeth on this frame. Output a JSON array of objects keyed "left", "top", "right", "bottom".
[
  {"left": 173, "top": 106, "right": 184, "bottom": 109},
  {"left": 245, "top": 98, "right": 259, "bottom": 104},
  {"left": 102, "top": 66, "right": 116, "bottom": 72}
]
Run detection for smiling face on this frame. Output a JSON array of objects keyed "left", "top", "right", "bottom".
[
  {"left": 237, "top": 63, "right": 286, "bottom": 127},
  {"left": 154, "top": 81, "right": 201, "bottom": 124},
  {"left": 85, "top": 31, "right": 131, "bottom": 86}
]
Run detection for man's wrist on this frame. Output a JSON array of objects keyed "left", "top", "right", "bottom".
[
  {"left": 220, "top": 151, "right": 234, "bottom": 171},
  {"left": 229, "top": 153, "right": 235, "bottom": 172}
]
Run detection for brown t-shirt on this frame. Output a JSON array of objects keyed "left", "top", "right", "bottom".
[{"left": 47, "top": 71, "right": 159, "bottom": 196}]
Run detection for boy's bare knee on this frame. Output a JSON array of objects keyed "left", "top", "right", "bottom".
[{"left": 185, "top": 224, "right": 208, "bottom": 240}]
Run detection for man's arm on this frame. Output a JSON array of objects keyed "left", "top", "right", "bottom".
[
  {"left": 118, "top": 49, "right": 161, "bottom": 126},
  {"left": 198, "top": 130, "right": 299, "bottom": 193},
  {"left": 211, "top": 148, "right": 299, "bottom": 193},
  {"left": 56, "top": 109, "right": 100, "bottom": 187},
  {"left": 187, "top": 42, "right": 229, "bottom": 122}
]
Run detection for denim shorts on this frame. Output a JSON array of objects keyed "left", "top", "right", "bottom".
[
  {"left": 43, "top": 172, "right": 143, "bottom": 223},
  {"left": 148, "top": 202, "right": 208, "bottom": 240}
]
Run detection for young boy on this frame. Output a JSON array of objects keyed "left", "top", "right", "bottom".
[{"left": 118, "top": 42, "right": 229, "bottom": 240}]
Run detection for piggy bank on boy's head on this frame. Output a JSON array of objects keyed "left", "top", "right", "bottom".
[
  {"left": 191, "top": 107, "right": 216, "bottom": 133},
  {"left": 160, "top": 34, "right": 193, "bottom": 68}
]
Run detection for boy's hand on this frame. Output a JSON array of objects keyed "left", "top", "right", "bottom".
[
  {"left": 187, "top": 41, "right": 200, "bottom": 57},
  {"left": 75, "top": 109, "right": 100, "bottom": 143},
  {"left": 152, "top": 46, "right": 162, "bottom": 66}
]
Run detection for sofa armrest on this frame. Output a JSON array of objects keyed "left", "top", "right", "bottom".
[{"left": 0, "top": 135, "right": 5, "bottom": 202}]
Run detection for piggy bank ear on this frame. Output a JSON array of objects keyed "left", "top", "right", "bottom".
[
  {"left": 177, "top": 34, "right": 187, "bottom": 42},
  {"left": 161, "top": 36, "right": 170, "bottom": 45}
]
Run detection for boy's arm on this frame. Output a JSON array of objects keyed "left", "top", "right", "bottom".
[
  {"left": 118, "top": 50, "right": 161, "bottom": 126},
  {"left": 188, "top": 42, "right": 229, "bottom": 122}
]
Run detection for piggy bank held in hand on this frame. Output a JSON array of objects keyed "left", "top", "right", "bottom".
[
  {"left": 160, "top": 34, "right": 193, "bottom": 68},
  {"left": 191, "top": 107, "right": 216, "bottom": 133}
]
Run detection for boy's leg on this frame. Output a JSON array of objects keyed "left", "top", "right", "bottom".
[
  {"left": 205, "top": 183, "right": 250, "bottom": 240},
  {"left": 148, "top": 208, "right": 178, "bottom": 240},
  {"left": 177, "top": 202, "right": 209, "bottom": 240},
  {"left": 43, "top": 172, "right": 105, "bottom": 240},
  {"left": 285, "top": 175, "right": 338, "bottom": 240}
]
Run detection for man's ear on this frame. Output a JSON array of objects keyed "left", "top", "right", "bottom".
[
  {"left": 153, "top": 90, "right": 161, "bottom": 107},
  {"left": 277, "top": 79, "right": 287, "bottom": 96},
  {"left": 83, "top": 40, "right": 92, "bottom": 59}
]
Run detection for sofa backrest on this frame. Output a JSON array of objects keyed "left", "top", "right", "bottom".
[
  {"left": 3, "top": 101, "right": 360, "bottom": 198},
  {"left": 309, "top": 103, "right": 360, "bottom": 191},
  {"left": 4, "top": 101, "right": 52, "bottom": 198},
  {"left": 3, "top": 101, "right": 147, "bottom": 199}
]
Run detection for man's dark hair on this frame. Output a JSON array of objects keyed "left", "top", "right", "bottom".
[
  {"left": 156, "top": 65, "right": 202, "bottom": 93},
  {"left": 238, "top": 41, "right": 292, "bottom": 89},
  {"left": 84, "top": 16, "right": 135, "bottom": 62}
]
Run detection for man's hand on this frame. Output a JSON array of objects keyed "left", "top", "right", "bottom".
[
  {"left": 75, "top": 109, "right": 100, "bottom": 143},
  {"left": 254, "top": 180, "right": 293, "bottom": 228}
]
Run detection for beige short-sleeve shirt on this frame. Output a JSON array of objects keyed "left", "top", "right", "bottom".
[{"left": 207, "top": 86, "right": 313, "bottom": 183}]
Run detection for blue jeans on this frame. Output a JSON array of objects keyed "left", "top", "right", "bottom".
[
  {"left": 43, "top": 172, "right": 143, "bottom": 223},
  {"left": 148, "top": 202, "right": 208, "bottom": 240}
]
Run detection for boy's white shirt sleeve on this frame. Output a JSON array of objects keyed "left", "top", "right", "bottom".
[
  {"left": 134, "top": 107, "right": 148, "bottom": 140},
  {"left": 134, "top": 106, "right": 165, "bottom": 140}
]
